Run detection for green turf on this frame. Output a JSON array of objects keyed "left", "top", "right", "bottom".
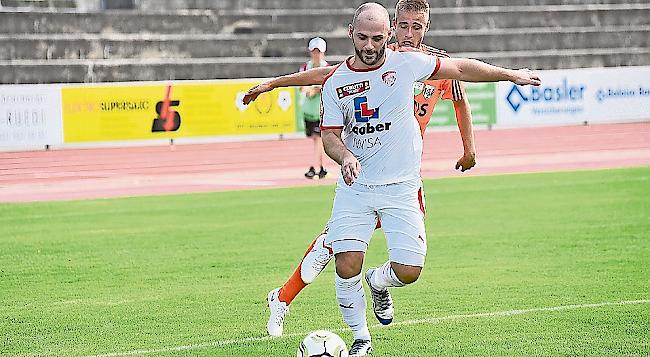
[{"left": 1, "top": 167, "right": 648, "bottom": 356}]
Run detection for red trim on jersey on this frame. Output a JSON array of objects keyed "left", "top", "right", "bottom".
[
  {"left": 320, "top": 63, "right": 345, "bottom": 130},
  {"left": 321, "top": 62, "right": 343, "bottom": 86},
  {"left": 345, "top": 55, "right": 386, "bottom": 72},
  {"left": 320, "top": 125, "right": 344, "bottom": 130},
  {"left": 417, "top": 187, "right": 426, "bottom": 215},
  {"left": 430, "top": 56, "right": 441, "bottom": 78}
]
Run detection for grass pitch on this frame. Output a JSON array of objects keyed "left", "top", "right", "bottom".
[{"left": 1, "top": 167, "right": 649, "bottom": 356}]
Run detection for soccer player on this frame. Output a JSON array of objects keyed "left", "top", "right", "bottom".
[
  {"left": 318, "top": 3, "right": 538, "bottom": 354},
  {"left": 246, "top": 0, "right": 478, "bottom": 339}
]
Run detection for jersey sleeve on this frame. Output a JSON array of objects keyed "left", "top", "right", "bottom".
[
  {"left": 319, "top": 81, "right": 344, "bottom": 130},
  {"left": 401, "top": 51, "right": 441, "bottom": 82},
  {"left": 448, "top": 80, "right": 464, "bottom": 101},
  {"left": 440, "top": 79, "right": 464, "bottom": 101}
]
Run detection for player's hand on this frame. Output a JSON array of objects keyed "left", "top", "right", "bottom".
[
  {"left": 455, "top": 151, "right": 476, "bottom": 172},
  {"left": 243, "top": 81, "right": 273, "bottom": 105},
  {"left": 341, "top": 153, "right": 360, "bottom": 186},
  {"left": 511, "top": 68, "right": 541, "bottom": 86}
]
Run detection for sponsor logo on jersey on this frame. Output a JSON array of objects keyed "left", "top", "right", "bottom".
[
  {"left": 381, "top": 71, "right": 397, "bottom": 87},
  {"left": 351, "top": 97, "right": 390, "bottom": 136},
  {"left": 414, "top": 81, "right": 436, "bottom": 99},
  {"left": 353, "top": 96, "right": 379, "bottom": 122},
  {"left": 423, "top": 84, "right": 436, "bottom": 99},
  {"left": 350, "top": 121, "right": 391, "bottom": 135},
  {"left": 414, "top": 82, "right": 424, "bottom": 96},
  {"left": 336, "top": 81, "right": 370, "bottom": 99}
]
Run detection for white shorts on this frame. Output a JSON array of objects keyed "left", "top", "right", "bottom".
[{"left": 324, "top": 179, "right": 427, "bottom": 267}]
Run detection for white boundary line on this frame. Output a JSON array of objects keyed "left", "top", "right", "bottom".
[{"left": 85, "top": 299, "right": 649, "bottom": 357}]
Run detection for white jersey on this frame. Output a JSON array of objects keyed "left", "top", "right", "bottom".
[{"left": 320, "top": 48, "right": 441, "bottom": 186}]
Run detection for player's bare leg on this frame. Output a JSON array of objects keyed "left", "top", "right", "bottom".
[
  {"left": 314, "top": 135, "right": 328, "bottom": 179},
  {"left": 266, "top": 229, "right": 333, "bottom": 336}
]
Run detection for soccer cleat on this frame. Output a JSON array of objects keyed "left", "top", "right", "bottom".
[
  {"left": 349, "top": 339, "right": 373, "bottom": 356},
  {"left": 304, "top": 166, "right": 316, "bottom": 179},
  {"left": 300, "top": 232, "right": 333, "bottom": 284},
  {"left": 266, "top": 288, "right": 288, "bottom": 337},
  {"left": 318, "top": 167, "right": 328, "bottom": 179},
  {"left": 365, "top": 268, "right": 394, "bottom": 325}
]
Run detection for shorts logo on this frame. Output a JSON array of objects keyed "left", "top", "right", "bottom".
[
  {"left": 336, "top": 81, "right": 370, "bottom": 99},
  {"left": 354, "top": 96, "right": 379, "bottom": 122},
  {"left": 381, "top": 71, "right": 397, "bottom": 87}
]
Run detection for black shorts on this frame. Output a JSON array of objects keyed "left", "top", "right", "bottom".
[{"left": 304, "top": 120, "right": 321, "bottom": 137}]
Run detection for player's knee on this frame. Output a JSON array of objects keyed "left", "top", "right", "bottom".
[
  {"left": 391, "top": 262, "right": 422, "bottom": 284},
  {"left": 334, "top": 252, "right": 364, "bottom": 279}
]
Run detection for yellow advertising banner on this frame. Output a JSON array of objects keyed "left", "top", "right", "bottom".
[{"left": 62, "top": 80, "right": 296, "bottom": 143}]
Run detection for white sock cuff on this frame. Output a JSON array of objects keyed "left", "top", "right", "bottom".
[
  {"left": 336, "top": 272, "right": 362, "bottom": 293},
  {"left": 371, "top": 261, "right": 406, "bottom": 290},
  {"left": 388, "top": 264, "right": 406, "bottom": 287}
]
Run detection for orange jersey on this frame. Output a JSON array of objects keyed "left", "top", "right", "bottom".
[
  {"left": 388, "top": 43, "right": 464, "bottom": 136},
  {"left": 414, "top": 45, "right": 463, "bottom": 135}
]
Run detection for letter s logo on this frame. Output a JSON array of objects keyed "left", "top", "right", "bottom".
[{"left": 152, "top": 85, "right": 181, "bottom": 132}]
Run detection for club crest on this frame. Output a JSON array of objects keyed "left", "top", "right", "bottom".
[{"left": 381, "top": 71, "right": 397, "bottom": 87}]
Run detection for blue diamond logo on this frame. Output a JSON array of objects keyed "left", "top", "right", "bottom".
[{"left": 506, "top": 85, "right": 528, "bottom": 112}]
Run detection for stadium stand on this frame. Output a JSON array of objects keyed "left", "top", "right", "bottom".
[{"left": 0, "top": 0, "right": 649, "bottom": 83}]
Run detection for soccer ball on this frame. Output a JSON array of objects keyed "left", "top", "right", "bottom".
[{"left": 297, "top": 330, "right": 348, "bottom": 357}]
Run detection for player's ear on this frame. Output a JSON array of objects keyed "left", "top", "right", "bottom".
[
  {"left": 348, "top": 24, "right": 353, "bottom": 39},
  {"left": 425, "top": 21, "right": 430, "bottom": 32}
]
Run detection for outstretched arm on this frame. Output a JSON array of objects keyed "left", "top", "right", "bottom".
[
  {"left": 243, "top": 65, "right": 335, "bottom": 104},
  {"left": 451, "top": 84, "right": 476, "bottom": 172},
  {"left": 432, "top": 58, "right": 541, "bottom": 86}
]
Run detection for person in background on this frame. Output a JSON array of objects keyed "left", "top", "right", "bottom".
[{"left": 301, "top": 37, "right": 329, "bottom": 179}]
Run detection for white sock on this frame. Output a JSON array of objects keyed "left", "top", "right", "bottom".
[
  {"left": 369, "top": 261, "right": 406, "bottom": 291},
  {"left": 335, "top": 272, "right": 370, "bottom": 341}
]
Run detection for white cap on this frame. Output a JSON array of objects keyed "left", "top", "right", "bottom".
[{"left": 308, "top": 37, "right": 327, "bottom": 52}]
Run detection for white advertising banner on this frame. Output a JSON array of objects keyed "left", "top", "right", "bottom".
[
  {"left": 496, "top": 66, "right": 650, "bottom": 127},
  {"left": 0, "top": 84, "right": 63, "bottom": 148}
]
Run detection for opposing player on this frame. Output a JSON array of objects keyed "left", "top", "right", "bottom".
[
  {"left": 247, "top": 0, "right": 478, "bottom": 339},
  {"left": 319, "top": 4, "right": 538, "bottom": 354}
]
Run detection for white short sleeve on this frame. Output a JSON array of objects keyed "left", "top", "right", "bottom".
[
  {"left": 401, "top": 51, "right": 441, "bottom": 82},
  {"left": 319, "top": 81, "right": 344, "bottom": 129}
]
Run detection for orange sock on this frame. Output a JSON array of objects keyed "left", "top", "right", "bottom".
[{"left": 278, "top": 236, "right": 320, "bottom": 305}]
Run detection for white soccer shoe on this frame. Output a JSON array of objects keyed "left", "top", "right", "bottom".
[
  {"left": 266, "top": 288, "right": 288, "bottom": 337},
  {"left": 365, "top": 268, "right": 394, "bottom": 325},
  {"left": 300, "top": 232, "right": 333, "bottom": 284},
  {"left": 349, "top": 339, "right": 373, "bottom": 356}
]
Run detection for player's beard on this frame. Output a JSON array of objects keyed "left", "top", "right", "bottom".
[{"left": 355, "top": 44, "right": 386, "bottom": 66}]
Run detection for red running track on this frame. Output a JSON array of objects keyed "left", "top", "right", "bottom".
[{"left": 0, "top": 122, "right": 648, "bottom": 203}]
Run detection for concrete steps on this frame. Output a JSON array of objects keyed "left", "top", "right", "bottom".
[
  {"left": 1, "top": 1, "right": 649, "bottom": 84},
  {"left": 137, "top": 0, "right": 650, "bottom": 11},
  {"left": 216, "top": 5, "right": 650, "bottom": 33},
  {"left": 2, "top": 4, "right": 647, "bottom": 34},
  {"left": 3, "top": 47, "right": 648, "bottom": 84},
  {"left": 3, "top": 26, "right": 648, "bottom": 60}
]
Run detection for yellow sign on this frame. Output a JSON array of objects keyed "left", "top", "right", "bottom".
[{"left": 62, "top": 80, "right": 296, "bottom": 143}]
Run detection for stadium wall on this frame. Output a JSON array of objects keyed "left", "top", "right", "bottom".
[{"left": 1, "top": 66, "right": 649, "bottom": 151}]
